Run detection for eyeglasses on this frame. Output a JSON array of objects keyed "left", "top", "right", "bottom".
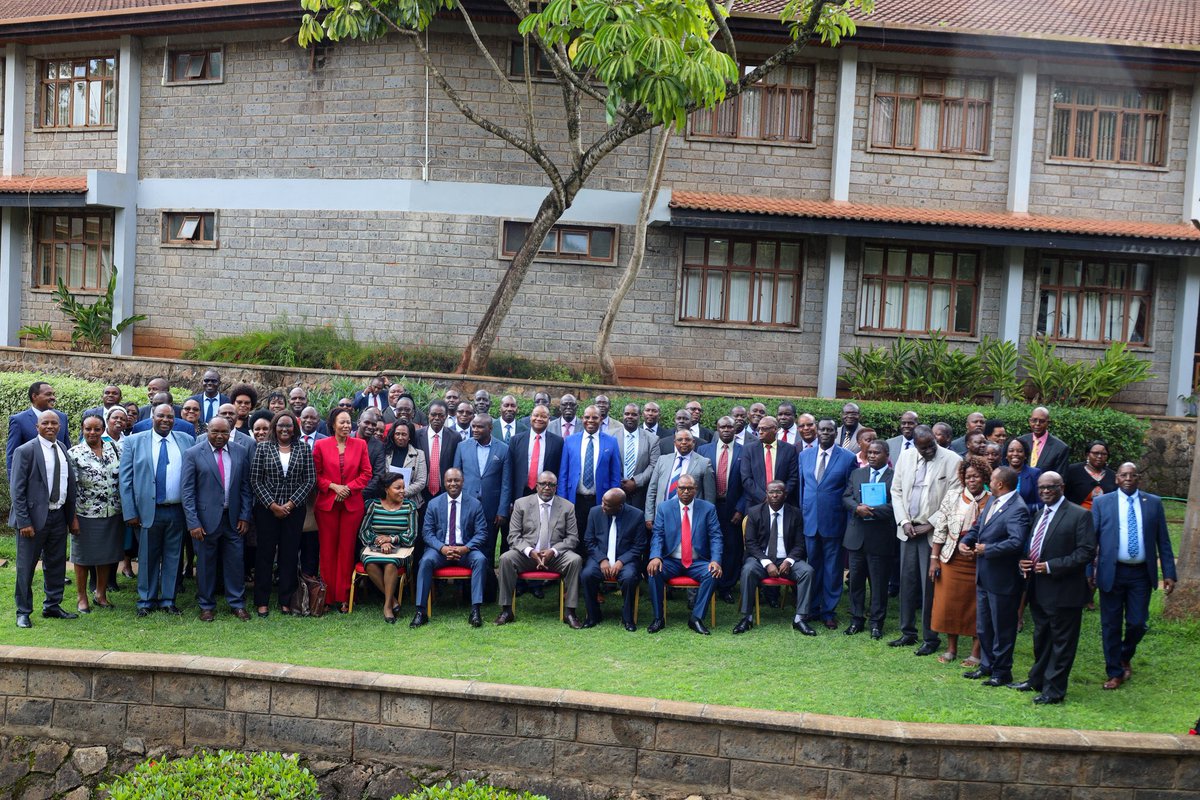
[
  {"left": 1037, "top": 485, "right": 1063, "bottom": 492},
  {"left": 536, "top": 481, "right": 557, "bottom": 487}
]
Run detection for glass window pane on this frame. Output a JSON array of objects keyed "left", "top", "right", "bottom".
[
  {"left": 1041, "top": 258, "right": 1059, "bottom": 286},
  {"left": 859, "top": 278, "right": 882, "bottom": 328},
  {"left": 929, "top": 285, "right": 950, "bottom": 331},
  {"left": 538, "top": 231, "right": 556, "bottom": 252},
  {"left": 1062, "top": 259, "right": 1083, "bottom": 287},
  {"left": 1080, "top": 292, "right": 1102, "bottom": 340},
  {"left": 779, "top": 242, "right": 800, "bottom": 271},
  {"left": 681, "top": 269, "right": 701, "bottom": 318},
  {"left": 208, "top": 51, "right": 223, "bottom": 80},
  {"left": 560, "top": 230, "right": 588, "bottom": 255},
  {"left": 910, "top": 252, "right": 929, "bottom": 278},
  {"left": 885, "top": 249, "right": 906, "bottom": 276},
  {"left": 756, "top": 241, "right": 776, "bottom": 270},
  {"left": 1105, "top": 296, "right": 1126, "bottom": 341},
  {"left": 932, "top": 253, "right": 953, "bottom": 279},
  {"left": 957, "top": 253, "right": 977, "bottom": 281},
  {"left": 1058, "top": 292, "right": 1078, "bottom": 338},
  {"left": 775, "top": 274, "right": 796, "bottom": 325},
  {"left": 883, "top": 283, "right": 904, "bottom": 328},
  {"left": 704, "top": 272, "right": 724, "bottom": 320},
  {"left": 1132, "top": 262, "right": 1151, "bottom": 290},
  {"left": 504, "top": 222, "right": 527, "bottom": 253},
  {"left": 1037, "top": 291, "right": 1054, "bottom": 336},
  {"left": 731, "top": 241, "right": 752, "bottom": 267},
  {"left": 906, "top": 284, "right": 929, "bottom": 331},
  {"left": 728, "top": 271, "right": 750, "bottom": 322},
  {"left": 589, "top": 229, "right": 613, "bottom": 260},
  {"left": 684, "top": 236, "right": 705, "bottom": 263},
  {"left": 953, "top": 286, "right": 974, "bottom": 333},
  {"left": 863, "top": 247, "right": 883, "bottom": 276},
  {"left": 69, "top": 242, "right": 84, "bottom": 286},
  {"left": 186, "top": 55, "right": 206, "bottom": 79},
  {"left": 709, "top": 238, "right": 728, "bottom": 267}
]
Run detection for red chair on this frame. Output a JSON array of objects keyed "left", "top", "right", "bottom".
[
  {"left": 426, "top": 566, "right": 474, "bottom": 616},
  {"left": 664, "top": 576, "right": 716, "bottom": 628},
  {"left": 347, "top": 561, "right": 407, "bottom": 614},
  {"left": 755, "top": 576, "right": 796, "bottom": 625},
  {"left": 515, "top": 570, "right": 564, "bottom": 621}
]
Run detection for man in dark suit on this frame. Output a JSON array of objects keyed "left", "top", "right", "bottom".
[
  {"left": 842, "top": 440, "right": 896, "bottom": 639},
  {"left": 615, "top": 403, "right": 656, "bottom": 511},
  {"left": 1019, "top": 406, "right": 1071, "bottom": 476},
  {"left": 657, "top": 408, "right": 699, "bottom": 457},
  {"left": 8, "top": 410, "right": 78, "bottom": 628},
  {"left": 961, "top": 466, "right": 1031, "bottom": 687},
  {"left": 82, "top": 384, "right": 123, "bottom": 429},
  {"left": 415, "top": 400, "right": 460, "bottom": 503},
  {"left": 949, "top": 412, "right": 986, "bottom": 456},
  {"left": 1011, "top": 471, "right": 1096, "bottom": 704},
  {"left": 641, "top": 401, "right": 662, "bottom": 439},
  {"left": 509, "top": 405, "right": 564, "bottom": 500},
  {"left": 798, "top": 419, "right": 859, "bottom": 627},
  {"left": 411, "top": 468, "right": 490, "bottom": 628},
  {"left": 581, "top": 487, "right": 646, "bottom": 630},
  {"left": 558, "top": 405, "right": 622, "bottom": 538},
  {"left": 7, "top": 381, "right": 70, "bottom": 474},
  {"left": 181, "top": 417, "right": 253, "bottom": 621},
  {"left": 834, "top": 403, "right": 863, "bottom": 453},
  {"left": 646, "top": 474, "right": 723, "bottom": 635},
  {"left": 137, "top": 377, "right": 183, "bottom": 421},
  {"left": 187, "top": 369, "right": 230, "bottom": 425},
  {"left": 546, "top": 394, "right": 578, "bottom": 439},
  {"left": 1091, "top": 462, "right": 1177, "bottom": 690},
  {"left": 886, "top": 410, "right": 920, "bottom": 460},
  {"left": 733, "top": 480, "right": 814, "bottom": 635},
  {"left": 297, "top": 407, "right": 327, "bottom": 450},
  {"left": 491, "top": 395, "right": 529, "bottom": 444},
  {"left": 352, "top": 374, "right": 388, "bottom": 414},
  {"left": 453, "top": 414, "right": 512, "bottom": 598},
  {"left": 740, "top": 416, "right": 798, "bottom": 509},
  {"left": 684, "top": 400, "right": 714, "bottom": 444},
  {"left": 698, "top": 416, "right": 744, "bottom": 603},
  {"left": 131, "top": 393, "right": 195, "bottom": 435}
]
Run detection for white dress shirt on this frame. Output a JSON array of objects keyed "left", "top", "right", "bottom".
[
  {"left": 1117, "top": 490, "right": 1145, "bottom": 564},
  {"left": 153, "top": 432, "right": 184, "bottom": 504},
  {"left": 39, "top": 437, "right": 68, "bottom": 511},
  {"left": 761, "top": 506, "right": 794, "bottom": 568},
  {"left": 577, "top": 432, "right": 601, "bottom": 496}
]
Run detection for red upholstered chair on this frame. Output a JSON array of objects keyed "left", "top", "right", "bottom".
[
  {"left": 347, "top": 561, "right": 407, "bottom": 614},
  {"left": 426, "top": 566, "right": 474, "bottom": 616},
  {"left": 664, "top": 576, "right": 716, "bottom": 628},
  {"left": 755, "top": 576, "right": 796, "bottom": 625},
  {"left": 515, "top": 570, "right": 564, "bottom": 621}
]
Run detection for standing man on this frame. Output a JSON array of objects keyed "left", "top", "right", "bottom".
[
  {"left": 594, "top": 395, "right": 622, "bottom": 435},
  {"left": 646, "top": 474, "right": 723, "bottom": 635},
  {"left": 491, "top": 395, "right": 528, "bottom": 443},
  {"left": 1091, "top": 462, "right": 1177, "bottom": 690},
  {"left": 557, "top": 405, "right": 622, "bottom": 538},
  {"left": 7, "top": 381, "right": 70, "bottom": 473},
  {"left": 515, "top": 391, "right": 550, "bottom": 430},
  {"left": 835, "top": 403, "right": 863, "bottom": 453},
  {"left": 352, "top": 375, "right": 388, "bottom": 413},
  {"left": 776, "top": 403, "right": 799, "bottom": 446},
  {"left": 1012, "top": 471, "right": 1096, "bottom": 704},
  {"left": 452, "top": 414, "right": 512, "bottom": 595},
  {"left": 1019, "top": 406, "right": 1071, "bottom": 475},
  {"left": 181, "top": 417, "right": 253, "bottom": 621},
  {"left": 188, "top": 370, "right": 229, "bottom": 426},
  {"left": 9, "top": 410, "right": 78, "bottom": 628},
  {"left": 616, "top": 403, "right": 656, "bottom": 511},
  {"left": 290, "top": 388, "right": 328, "bottom": 435},
  {"left": 886, "top": 411, "right": 920, "bottom": 458},
  {"left": 297, "top": 407, "right": 327, "bottom": 449},
  {"left": 698, "top": 416, "right": 744, "bottom": 604},
  {"left": 932, "top": 422, "right": 955, "bottom": 450},
  {"left": 472, "top": 389, "right": 492, "bottom": 415},
  {"left": 657, "top": 408, "right": 697, "bottom": 457},
  {"left": 581, "top": 488, "right": 646, "bottom": 630},
  {"left": 733, "top": 480, "right": 814, "bottom": 636},
  {"left": 795, "top": 413, "right": 819, "bottom": 452},
  {"left": 119, "top": 404, "right": 196, "bottom": 616},
  {"left": 410, "top": 468, "right": 490, "bottom": 628},
  {"left": 842, "top": 440, "right": 896, "bottom": 639},
  {"left": 83, "top": 384, "right": 124, "bottom": 425},
  {"left": 684, "top": 400, "right": 713, "bottom": 444},
  {"left": 797, "top": 419, "right": 858, "bottom": 628},
  {"left": 415, "top": 400, "right": 460, "bottom": 503},
  {"left": 450, "top": 402, "right": 476, "bottom": 440},
  {"left": 509, "top": 405, "right": 564, "bottom": 500},
  {"left": 730, "top": 406, "right": 750, "bottom": 446},
  {"left": 644, "top": 429, "right": 715, "bottom": 526},
  {"left": 950, "top": 412, "right": 986, "bottom": 456},
  {"left": 641, "top": 402, "right": 662, "bottom": 438},
  {"left": 740, "top": 416, "right": 798, "bottom": 508},
  {"left": 547, "top": 394, "right": 579, "bottom": 439},
  {"left": 745, "top": 403, "right": 767, "bottom": 440}
]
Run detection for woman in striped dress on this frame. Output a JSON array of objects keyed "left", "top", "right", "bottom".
[{"left": 358, "top": 472, "right": 418, "bottom": 624}]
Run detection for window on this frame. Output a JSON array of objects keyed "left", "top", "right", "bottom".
[
  {"left": 858, "top": 244, "right": 979, "bottom": 335},
  {"left": 509, "top": 41, "right": 556, "bottom": 79},
  {"left": 33, "top": 212, "right": 113, "bottom": 291},
  {"left": 502, "top": 220, "right": 615, "bottom": 263},
  {"left": 691, "top": 63, "right": 814, "bottom": 144},
  {"left": 1049, "top": 84, "right": 1167, "bottom": 167},
  {"left": 1036, "top": 255, "right": 1152, "bottom": 345},
  {"left": 165, "top": 47, "right": 223, "bottom": 84},
  {"left": 161, "top": 211, "right": 217, "bottom": 247},
  {"left": 679, "top": 235, "right": 801, "bottom": 326},
  {"left": 871, "top": 71, "right": 993, "bottom": 155},
  {"left": 37, "top": 56, "right": 117, "bottom": 129}
]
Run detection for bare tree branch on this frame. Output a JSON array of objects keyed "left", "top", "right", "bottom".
[
  {"left": 494, "top": 0, "right": 615, "bottom": 109},
  {"left": 707, "top": 0, "right": 737, "bottom": 63},
  {"left": 456, "top": 2, "right": 524, "bottom": 106}
]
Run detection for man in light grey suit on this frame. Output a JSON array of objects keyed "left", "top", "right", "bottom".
[
  {"left": 9, "top": 410, "right": 78, "bottom": 628},
  {"left": 886, "top": 410, "right": 920, "bottom": 461},
  {"left": 594, "top": 395, "right": 624, "bottom": 436},
  {"left": 644, "top": 430, "right": 715, "bottom": 527},
  {"left": 495, "top": 472, "right": 584, "bottom": 628},
  {"left": 616, "top": 403, "right": 656, "bottom": 511},
  {"left": 546, "top": 394, "right": 579, "bottom": 439}
]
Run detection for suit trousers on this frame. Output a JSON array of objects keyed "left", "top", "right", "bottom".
[
  {"left": 572, "top": 493, "right": 597, "bottom": 554},
  {"left": 899, "top": 536, "right": 939, "bottom": 644},
  {"left": 415, "top": 547, "right": 488, "bottom": 608},
  {"left": 138, "top": 504, "right": 185, "bottom": 610},
  {"left": 195, "top": 510, "right": 246, "bottom": 611},
  {"left": 1027, "top": 598, "right": 1083, "bottom": 700},
  {"left": 805, "top": 534, "right": 844, "bottom": 620},
  {"left": 1099, "top": 563, "right": 1152, "bottom": 678},
  {"left": 846, "top": 548, "right": 891, "bottom": 629},
  {"left": 253, "top": 505, "right": 304, "bottom": 607},
  {"left": 316, "top": 504, "right": 364, "bottom": 604},
  {"left": 976, "top": 587, "right": 1020, "bottom": 682},
  {"left": 738, "top": 558, "right": 813, "bottom": 618},
  {"left": 581, "top": 558, "right": 640, "bottom": 624},
  {"left": 14, "top": 507, "right": 68, "bottom": 616},
  {"left": 300, "top": 502, "right": 320, "bottom": 577},
  {"left": 714, "top": 497, "right": 743, "bottom": 591},
  {"left": 648, "top": 558, "right": 716, "bottom": 622},
  {"left": 498, "top": 548, "right": 582, "bottom": 608}
]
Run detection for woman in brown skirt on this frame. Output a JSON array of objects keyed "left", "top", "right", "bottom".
[{"left": 928, "top": 456, "right": 992, "bottom": 666}]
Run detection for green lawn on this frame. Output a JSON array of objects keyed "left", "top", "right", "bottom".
[{"left": 0, "top": 501, "right": 1193, "bottom": 735}]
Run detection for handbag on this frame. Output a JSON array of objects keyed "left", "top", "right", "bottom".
[{"left": 290, "top": 571, "right": 327, "bottom": 617}]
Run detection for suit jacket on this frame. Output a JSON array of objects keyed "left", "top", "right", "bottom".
[
  {"left": 557, "top": 431, "right": 622, "bottom": 505},
  {"left": 7, "top": 436, "right": 77, "bottom": 530},
  {"left": 1026, "top": 500, "right": 1096, "bottom": 609},
  {"left": 650, "top": 498, "right": 723, "bottom": 564},
  {"left": 1091, "top": 489, "right": 1177, "bottom": 593},
  {"left": 743, "top": 501, "right": 807, "bottom": 563},
  {"left": 249, "top": 440, "right": 316, "bottom": 509},
  {"left": 835, "top": 424, "right": 863, "bottom": 454},
  {"left": 508, "top": 493, "right": 578, "bottom": 553},
  {"left": 584, "top": 503, "right": 646, "bottom": 566},
  {"left": 421, "top": 491, "right": 488, "bottom": 552},
  {"left": 508, "top": 430, "right": 564, "bottom": 497},
  {"left": 961, "top": 494, "right": 1031, "bottom": 596},
  {"left": 1018, "top": 433, "right": 1071, "bottom": 476},
  {"left": 382, "top": 406, "right": 428, "bottom": 426},
  {"left": 546, "top": 417, "right": 579, "bottom": 439},
  {"left": 7, "top": 408, "right": 70, "bottom": 474},
  {"left": 891, "top": 445, "right": 962, "bottom": 532},
  {"left": 842, "top": 465, "right": 896, "bottom": 555},
  {"left": 885, "top": 435, "right": 917, "bottom": 462},
  {"left": 138, "top": 403, "right": 184, "bottom": 422},
  {"left": 739, "top": 439, "right": 799, "bottom": 509},
  {"left": 656, "top": 429, "right": 711, "bottom": 457},
  {"left": 351, "top": 389, "right": 388, "bottom": 413},
  {"left": 613, "top": 427, "right": 657, "bottom": 507},
  {"left": 798, "top": 445, "right": 858, "bottom": 539},
  {"left": 131, "top": 417, "right": 196, "bottom": 435},
  {"left": 181, "top": 440, "right": 254, "bottom": 533},
  {"left": 453, "top": 438, "right": 512, "bottom": 521},
  {"left": 311, "top": 436, "right": 373, "bottom": 513},
  {"left": 297, "top": 431, "right": 328, "bottom": 451},
  {"left": 949, "top": 435, "right": 968, "bottom": 457},
  {"left": 697, "top": 439, "right": 744, "bottom": 514},
  {"left": 117, "top": 429, "right": 197, "bottom": 527},
  {"left": 644, "top": 451, "right": 715, "bottom": 522},
  {"left": 492, "top": 417, "right": 530, "bottom": 443},
  {"left": 414, "top": 425, "right": 460, "bottom": 500},
  {"left": 187, "top": 393, "right": 231, "bottom": 417}
]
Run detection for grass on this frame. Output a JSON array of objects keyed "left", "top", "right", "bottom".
[{"left": 0, "top": 501, "right": 1193, "bottom": 735}]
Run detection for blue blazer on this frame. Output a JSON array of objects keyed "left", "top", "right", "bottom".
[
  {"left": 557, "top": 431, "right": 622, "bottom": 504},
  {"left": 962, "top": 495, "right": 1031, "bottom": 596},
  {"left": 1091, "top": 489, "right": 1176, "bottom": 593},
  {"left": 6, "top": 408, "right": 70, "bottom": 474},
  {"left": 421, "top": 491, "right": 488, "bottom": 552},
  {"left": 187, "top": 393, "right": 231, "bottom": 414},
  {"left": 452, "top": 438, "right": 512, "bottom": 522},
  {"left": 181, "top": 440, "right": 253, "bottom": 533},
  {"left": 583, "top": 503, "right": 647, "bottom": 566},
  {"left": 117, "top": 429, "right": 197, "bottom": 528},
  {"left": 697, "top": 440, "right": 745, "bottom": 514},
  {"left": 797, "top": 445, "right": 858, "bottom": 539},
  {"left": 649, "top": 498, "right": 723, "bottom": 565},
  {"left": 131, "top": 417, "right": 197, "bottom": 435},
  {"left": 739, "top": 439, "right": 799, "bottom": 507},
  {"left": 351, "top": 389, "right": 388, "bottom": 413}
]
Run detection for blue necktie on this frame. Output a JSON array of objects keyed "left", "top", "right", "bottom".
[
  {"left": 582, "top": 435, "right": 595, "bottom": 491},
  {"left": 668, "top": 456, "right": 684, "bottom": 498},
  {"left": 1127, "top": 495, "right": 1140, "bottom": 559},
  {"left": 870, "top": 469, "right": 879, "bottom": 484},
  {"left": 204, "top": 397, "right": 215, "bottom": 423},
  {"left": 155, "top": 437, "right": 169, "bottom": 503},
  {"left": 624, "top": 432, "right": 636, "bottom": 479}
]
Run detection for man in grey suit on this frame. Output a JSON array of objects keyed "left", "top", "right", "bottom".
[
  {"left": 495, "top": 472, "right": 584, "bottom": 628},
  {"left": 181, "top": 417, "right": 254, "bottom": 621},
  {"left": 950, "top": 412, "right": 986, "bottom": 456},
  {"left": 547, "top": 394, "right": 579, "bottom": 439},
  {"left": 616, "top": 403, "right": 656, "bottom": 511},
  {"left": 9, "top": 410, "right": 78, "bottom": 628},
  {"left": 886, "top": 410, "right": 920, "bottom": 460},
  {"left": 644, "top": 430, "right": 715, "bottom": 528}
]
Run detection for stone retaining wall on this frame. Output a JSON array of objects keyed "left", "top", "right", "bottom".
[{"left": 0, "top": 646, "right": 1197, "bottom": 799}]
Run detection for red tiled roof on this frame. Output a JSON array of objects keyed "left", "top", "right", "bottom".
[
  {"left": 0, "top": 175, "right": 87, "bottom": 193},
  {"left": 669, "top": 191, "right": 1200, "bottom": 242},
  {"left": 0, "top": 0, "right": 259, "bottom": 24}
]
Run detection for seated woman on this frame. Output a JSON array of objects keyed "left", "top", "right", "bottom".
[
  {"left": 929, "top": 456, "right": 991, "bottom": 666},
  {"left": 358, "top": 472, "right": 418, "bottom": 623}
]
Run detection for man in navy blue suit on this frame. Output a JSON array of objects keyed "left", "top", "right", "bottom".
[
  {"left": 351, "top": 374, "right": 389, "bottom": 414},
  {"left": 1091, "top": 462, "right": 1177, "bottom": 690},
  {"left": 646, "top": 474, "right": 723, "bottom": 635},
  {"left": 410, "top": 468, "right": 490, "bottom": 628},
  {"left": 798, "top": 419, "right": 859, "bottom": 628},
  {"left": 558, "top": 405, "right": 622, "bottom": 542},
  {"left": 581, "top": 487, "right": 646, "bottom": 630},
  {"left": 739, "top": 416, "right": 798, "bottom": 508},
  {"left": 453, "top": 414, "right": 511, "bottom": 601},
  {"left": 7, "top": 381, "right": 70, "bottom": 474},
  {"left": 698, "top": 416, "right": 744, "bottom": 604},
  {"left": 186, "top": 369, "right": 230, "bottom": 426}
]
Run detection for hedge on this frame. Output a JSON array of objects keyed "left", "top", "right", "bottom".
[
  {"left": 393, "top": 780, "right": 548, "bottom": 800},
  {"left": 100, "top": 751, "right": 319, "bottom": 800}
]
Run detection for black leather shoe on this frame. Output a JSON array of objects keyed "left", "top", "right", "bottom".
[
  {"left": 384, "top": 615, "right": 397, "bottom": 625},
  {"left": 647, "top": 618, "right": 665, "bottom": 634},
  {"left": 162, "top": 605, "right": 182, "bottom": 616},
  {"left": 687, "top": 616, "right": 711, "bottom": 635},
  {"left": 15, "top": 614, "right": 31, "bottom": 629},
  {"left": 409, "top": 609, "right": 428, "bottom": 628},
  {"left": 870, "top": 628, "right": 883, "bottom": 640},
  {"left": 686, "top": 588, "right": 697, "bottom": 611},
  {"left": 889, "top": 635, "right": 918, "bottom": 647},
  {"left": 494, "top": 610, "right": 515, "bottom": 626},
  {"left": 564, "top": 612, "right": 583, "bottom": 630},
  {"left": 468, "top": 607, "right": 482, "bottom": 628},
  {"left": 844, "top": 623, "right": 863, "bottom": 636},
  {"left": 963, "top": 669, "right": 989, "bottom": 680},
  {"left": 982, "top": 676, "right": 1009, "bottom": 687},
  {"left": 1033, "top": 693, "right": 1063, "bottom": 705},
  {"left": 623, "top": 621, "right": 637, "bottom": 632},
  {"left": 136, "top": 608, "right": 151, "bottom": 618},
  {"left": 914, "top": 642, "right": 940, "bottom": 656},
  {"left": 530, "top": 586, "right": 545, "bottom": 600},
  {"left": 582, "top": 618, "right": 598, "bottom": 629},
  {"left": 793, "top": 620, "right": 817, "bottom": 636},
  {"left": 42, "top": 606, "right": 78, "bottom": 620},
  {"left": 1009, "top": 680, "right": 1037, "bottom": 692},
  {"left": 732, "top": 617, "right": 753, "bottom": 635},
  {"left": 718, "top": 589, "right": 736, "bottom": 604}
]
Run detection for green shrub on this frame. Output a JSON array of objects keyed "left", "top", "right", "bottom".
[
  {"left": 392, "top": 779, "right": 548, "bottom": 800},
  {"left": 100, "top": 750, "right": 319, "bottom": 800}
]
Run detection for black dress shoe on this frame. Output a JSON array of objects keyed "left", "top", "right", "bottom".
[
  {"left": 136, "top": 608, "right": 151, "bottom": 618},
  {"left": 647, "top": 618, "right": 665, "bottom": 634},
  {"left": 530, "top": 586, "right": 545, "bottom": 600},
  {"left": 409, "top": 609, "right": 428, "bottom": 628},
  {"left": 384, "top": 615, "right": 397, "bottom": 625},
  {"left": 42, "top": 606, "right": 78, "bottom": 620},
  {"left": 914, "top": 642, "right": 940, "bottom": 657},
  {"left": 687, "top": 616, "right": 711, "bottom": 635},
  {"left": 1033, "top": 693, "right": 1063, "bottom": 705},
  {"left": 15, "top": 614, "right": 31, "bottom": 629},
  {"left": 963, "top": 669, "right": 989, "bottom": 679},
  {"left": 823, "top": 617, "right": 838, "bottom": 630},
  {"left": 468, "top": 607, "right": 483, "bottom": 627},
  {"left": 718, "top": 589, "right": 736, "bottom": 604},
  {"left": 870, "top": 628, "right": 883, "bottom": 640},
  {"left": 623, "top": 622, "right": 637, "bottom": 632},
  {"left": 582, "top": 618, "right": 598, "bottom": 629},
  {"left": 1009, "top": 680, "right": 1037, "bottom": 692},
  {"left": 162, "top": 605, "right": 182, "bottom": 616},
  {"left": 844, "top": 623, "right": 863, "bottom": 636},
  {"left": 732, "top": 617, "right": 753, "bottom": 635},
  {"left": 793, "top": 620, "right": 817, "bottom": 636},
  {"left": 982, "top": 676, "right": 1009, "bottom": 687},
  {"left": 494, "top": 610, "right": 515, "bottom": 626},
  {"left": 889, "top": 635, "right": 918, "bottom": 647},
  {"left": 564, "top": 612, "right": 583, "bottom": 630}
]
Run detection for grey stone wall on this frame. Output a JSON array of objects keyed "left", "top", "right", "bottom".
[{"left": 22, "top": 53, "right": 119, "bottom": 176}]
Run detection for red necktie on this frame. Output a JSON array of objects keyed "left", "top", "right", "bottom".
[
  {"left": 781, "top": 430, "right": 789, "bottom": 444},
  {"left": 764, "top": 443, "right": 774, "bottom": 483},
  {"left": 563, "top": 420, "right": 572, "bottom": 438},
  {"left": 716, "top": 444, "right": 729, "bottom": 497},
  {"left": 428, "top": 432, "right": 441, "bottom": 495},
  {"left": 528, "top": 434, "right": 541, "bottom": 491},
  {"left": 214, "top": 446, "right": 227, "bottom": 505},
  {"left": 681, "top": 505, "right": 693, "bottom": 568}
]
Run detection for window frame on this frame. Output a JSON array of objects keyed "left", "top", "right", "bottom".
[
  {"left": 32, "top": 211, "right": 114, "bottom": 293},
  {"left": 500, "top": 220, "right": 617, "bottom": 265},
  {"left": 856, "top": 242, "right": 981, "bottom": 337},
  {"left": 676, "top": 233, "right": 804, "bottom": 329},
  {"left": 1035, "top": 253, "right": 1154, "bottom": 347},
  {"left": 161, "top": 210, "right": 219, "bottom": 249},
  {"left": 35, "top": 55, "right": 118, "bottom": 130},
  {"left": 163, "top": 46, "right": 224, "bottom": 85},
  {"left": 1047, "top": 82, "right": 1169, "bottom": 168},
  {"left": 508, "top": 41, "right": 557, "bottom": 80},
  {"left": 868, "top": 68, "right": 995, "bottom": 157},
  {"left": 688, "top": 61, "right": 816, "bottom": 146}
]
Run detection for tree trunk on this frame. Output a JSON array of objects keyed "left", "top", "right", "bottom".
[
  {"left": 595, "top": 126, "right": 674, "bottom": 384},
  {"left": 1163, "top": 412, "right": 1200, "bottom": 619}
]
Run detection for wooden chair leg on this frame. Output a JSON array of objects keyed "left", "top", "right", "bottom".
[
  {"left": 754, "top": 587, "right": 761, "bottom": 626},
  {"left": 709, "top": 594, "right": 716, "bottom": 628},
  {"left": 427, "top": 582, "right": 433, "bottom": 617},
  {"left": 348, "top": 570, "right": 357, "bottom": 614},
  {"left": 633, "top": 585, "right": 639, "bottom": 625},
  {"left": 558, "top": 579, "right": 564, "bottom": 622}
]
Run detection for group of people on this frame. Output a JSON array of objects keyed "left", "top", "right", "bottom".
[{"left": 6, "top": 373, "right": 1178, "bottom": 704}]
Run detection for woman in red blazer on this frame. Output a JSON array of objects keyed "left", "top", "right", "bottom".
[{"left": 312, "top": 408, "right": 373, "bottom": 612}]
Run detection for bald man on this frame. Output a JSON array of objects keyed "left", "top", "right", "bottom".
[{"left": 581, "top": 488, "right": 646, "bottom": 630}]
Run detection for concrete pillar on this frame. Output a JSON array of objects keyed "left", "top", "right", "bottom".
[
  {"left": 1169, "top": 257, "right": 1200, "bottom": 416},
  {"left": 0, "top": 207, "right": 24, "bottom": 345},
  {"left": 818, "top": 236, "right": 847, "bottom": 398},
  {"left": 1007, "top": 60, "right": 1037, "bottom": 214},
  {"left": 999, "top": 246, "right": 1026, "bottom": 346},
  {"left": 1182, "top": 76, "right": 1200, "bottom": 223},
  {"left": 112, "top": 35, "right": 141, "bottom": 355},
  {"left": 3, "top": 43, "right": 25, "bottom": 176},
  {"left": 829, "top": 47, "right": 857, "bottom": 203}
]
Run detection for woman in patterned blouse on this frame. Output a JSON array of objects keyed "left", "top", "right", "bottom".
[
  {"left": 67, "top": 413, "right": 123, "bottom": 613},
  {"left": 358, "top": 472, "right": 418, "bottom": 624}
]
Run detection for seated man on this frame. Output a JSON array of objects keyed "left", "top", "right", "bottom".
[
  {"left": 496, "top": 471, "right": 584, "bottom": 628},
  {"left": 733, "top": 480, "right": 815, "bottom": 635},
  {"left": 411, "top": 468, "right": 490, "bottom": 628},
  {"left": 646, "top": 474, "right": 723, "bottom": 635},
  {"left": 581, "top": 487, "right": 646, "bottom": 631}
]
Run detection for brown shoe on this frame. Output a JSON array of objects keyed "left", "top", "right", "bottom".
[
  {"left": 1121, "top": 661, "right": 1132, "bottom": 680},
  {"left": 563, "top": 611, "right": 583, "bottom": 630},
  {"left": 494, "top": 610, "right": 516, "bottom": 625},
  {"left": 1103, "top": 676, "right": 1124, "bottom": 690},
  {"left": 199, "top": 610, "right": 215, "bottom": 622},
  {"left": 232, "top": 608, "right": 250, "bottom": 621}
]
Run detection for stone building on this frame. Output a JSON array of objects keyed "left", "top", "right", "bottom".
[{"left": 0, "top": 0, "right": 1198, "bottom": 414}]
